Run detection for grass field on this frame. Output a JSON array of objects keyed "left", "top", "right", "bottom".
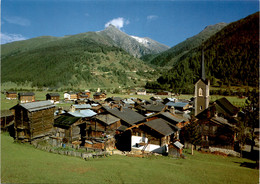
[
  {"left": 1, "top": 91, "right": 246, "bottom": 110},
  {"left": 1, "top": 133, "right": 259, "bottom": 184}
]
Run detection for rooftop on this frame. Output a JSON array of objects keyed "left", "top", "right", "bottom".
[
  {"left": 144, "top": 118, "right": 174, "bottom": 136},
  {"left": 105, "top": 106, "right": 145, "bottom": 126},
  {"left": 11, "top": 101, "right": 55, "bottom": 112}
]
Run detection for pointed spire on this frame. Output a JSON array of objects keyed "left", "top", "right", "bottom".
[{"left": 201, "top": 49, "right": 206, "bottom": 81}]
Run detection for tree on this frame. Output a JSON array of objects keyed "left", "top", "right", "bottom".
[
  {"left": 237, "top": 90, "right": 259, "bottom": 158},
  {"left": 182, "top": 116, "right": 202, "bottom": 155}
]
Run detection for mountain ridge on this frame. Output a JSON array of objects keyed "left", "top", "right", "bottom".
[{"left": 97, "top": 24, "right": 169, "bottom": 58}]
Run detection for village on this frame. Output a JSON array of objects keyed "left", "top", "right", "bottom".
[{"left": 2, "top": 59, "right": 258, "bottom": 160}]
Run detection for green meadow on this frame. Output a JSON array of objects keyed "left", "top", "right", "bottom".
[{"left": 1, "top": 133, "right": 258, "bottom": 184}]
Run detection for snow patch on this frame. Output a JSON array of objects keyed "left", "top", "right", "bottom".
[{"left": 131, "top": 36, "right": 151, "bottom": 47}]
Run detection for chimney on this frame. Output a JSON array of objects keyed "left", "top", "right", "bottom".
[
  {"left": 58, "top": 107, "right": 63, "bottom": 115},
  {"left": 70, "top": 105, "right": 75, "bottom": 112},
  {"left": 170, "top": 106, "right": 175, "bottom": 114},
  {"left": 119, "top": 105, "right": 123, "bottom": 112}
]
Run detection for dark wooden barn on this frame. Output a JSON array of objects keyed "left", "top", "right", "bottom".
[
  {"left": 10, "top": 101, "right": 55, "bottom": 142},
  {"left": 86, "top": 114, "right": 121, "bottom": 138},
  {"left": 54, "top": 115, "right": 85, "bottom": 144}
]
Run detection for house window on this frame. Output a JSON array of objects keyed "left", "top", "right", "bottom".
[
  {"left": 199, "top": 88, "right": 203, "bottom": 96},
  {"left": 200, "top": 106, "right": 203, "bottom": 110}
]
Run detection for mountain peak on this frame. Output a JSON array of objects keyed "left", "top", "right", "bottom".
[{"left": 104, "top": 24, "right": 121, "bottom": 31}]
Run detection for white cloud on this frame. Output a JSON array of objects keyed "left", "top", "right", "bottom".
[
  {"left": 147, "top": 15, "right": 158, "bottom": 21},
  {"left": 0, "top": 33, "right": 27, "bottom": 44},
  {"left": 105, "top": 17, "right": 130, "bottom": 30},
  {"left": 3, "top": 16, "right": 30, "bottom": 26}
]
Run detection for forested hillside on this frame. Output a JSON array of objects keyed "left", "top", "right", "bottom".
[
  {"left": 146, "top": 12, "right": 259, "bottom": 93},
  {"left": 1, "top": 32, "right": 156, "bottom": 88},
  {"left": 141, "top": 22, "right": 227, "bottom": 66}
]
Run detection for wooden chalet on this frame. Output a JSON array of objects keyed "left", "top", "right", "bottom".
[
  {"left": 54, "top": 115, "right": 85, "bottom": 143},
  {"left": 18, "top": 92, "right": 35, "bottom": 103},
  {"left": 77, "top": 91, "right": 91, "bottom": 99},
  {"left": 46, "top": 93, "right": 60, "bottom": 103},
  {"left": 104, "top": 106, "right": 145, "bottom": 127},
  {"left": 196, "top": 102, "right": 238, "bottom": 149},
  {"left": 64, "top": 92, "right": 77, "bottom": 101},
  {"left": 10, "top": 101, "right": 55, "bottom": 142},
  {"left": 125, "top": 118, "right": 176, "bottom": 154},
  {"left": 90, "top": 103, "right": 103, "bottom": 113},
  {"left": 86, "top": 114, "right": 120, "bottom": 138},
  {"left": 93, "top": 92, "right": 106, "bottom": 100},
  {"left": 54, "top": 109, "right": 97, "bottom": 145},
  {"left": 5, "top": 91, "right": 17, "bottom": 100},
  {"left": 139, "top": 103, "right": 166, "bottom": 115},
  {"left": 158, "top": 112, "right": 189, "bottom": 129}
]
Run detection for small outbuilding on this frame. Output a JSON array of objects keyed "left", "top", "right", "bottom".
[{"left": 168, "top": 141, "right": 184, "bottom": 157}]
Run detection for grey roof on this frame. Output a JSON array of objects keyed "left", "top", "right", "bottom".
[
  {"left": 144, "top": 118, "right": 174, "bottom": 136},
  {"left": 210, "top": 116, "right": 234, "bottom": 128},
  {"left": 95, "top": 114, "right": 120, "bottom": 125},
  {"left": 6, "top": 91, "right": 16, "bottom": 94},
  {"left": 173, "top": 141, "right": 184, "bottom": 149},
  {"left": 122, "top": 99, "right": 135, "bottom": 104},
  {"left": 18, "top": 101, "right": 55, "bottom": 112},
  {"left": 54, "top": 115, "right": 81, "bottom": 129},
  {"left": 94, "top": 92, "right": 106, "bottom": 96},
  {"left": 1, "top": 110, "right": 13, "bottom": 117},
  {"left": 105, "top": 107, "right": 145, "bottom": 126},
  {"left": 215, "top": 97, "right": 239, "bottom": 116},
  {"left": 141, "top": 103, "right": 165, "bottom": 112},
  {"left": 18, "top": 92, "right": 35, "bottom": 96},
  {"left": 160, "top": 112, "right": 185, "bottom": 123},
  {"left": 166, "top": 102, "right": 189, "bottom": 108},
  {"left": 73, "top": 104, "right": 92, "bottom": 109},
  {"left": 68, "top": 109, "right": 97, "bottom": 118},
  {"left": 117, "top": 125, "right": 128, "bottom": 132}
]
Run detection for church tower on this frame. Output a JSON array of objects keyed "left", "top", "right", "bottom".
[{"left": 194, "top": 49, "right": 210, "bottom": 116}]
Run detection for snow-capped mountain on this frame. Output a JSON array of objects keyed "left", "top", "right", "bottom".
[{"left": 98, "top": 25, "right": 169, "bottom": 58}]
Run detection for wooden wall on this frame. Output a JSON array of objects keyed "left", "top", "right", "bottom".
[{"left": 14, "top": 106, "right": 55, "bottom": 141}]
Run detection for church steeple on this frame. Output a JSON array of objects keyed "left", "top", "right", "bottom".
[
  {"left": 201, "top": 49, "right": 206, "bottom": 81},
  {"left": 194, "top": 47, "right": 210, "bottom": 116}
]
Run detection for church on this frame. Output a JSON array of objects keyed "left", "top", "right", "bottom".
[{"left": 194, "top": 50, "right": 210, "bottom": 116}]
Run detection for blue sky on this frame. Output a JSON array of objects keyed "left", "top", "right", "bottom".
[{"left": 1, "top": 0, "right": 259, "bottom": 47}]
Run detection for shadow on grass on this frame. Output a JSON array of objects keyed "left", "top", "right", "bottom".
[{"left": 234, "top": 161, "right": 259, "bottom": 169}]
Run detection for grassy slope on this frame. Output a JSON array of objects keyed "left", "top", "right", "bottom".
[{"left": 1, "top": 133, "right": 258, "bottom": 184}]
